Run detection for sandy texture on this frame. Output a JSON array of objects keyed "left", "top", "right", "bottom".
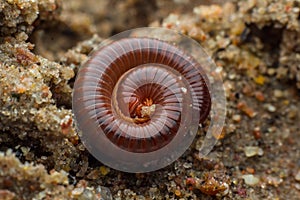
[{"left": 0, "top": 0, "right": 299, "bottom": 199}]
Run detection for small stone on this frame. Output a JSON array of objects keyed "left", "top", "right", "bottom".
[
  {"left": 183, "top": 162, "right": 192, "bottom": 169},
  {"left": 221, "top": 183, "right": 229, "bottom": 196},
  {"left": 232, "top": 114, "right": 241, "bottom": 122},
  {"left": 266, "top": 176, "right": 283, "bottom": 187},
  {"left": 174, "top": 189, "right": 181, "bottom": 197},
  {"left": 228, "top": 73, "right": 236, "bottom": 80},
  {"left": 281, "top": 128, "right": 290, "bottom": 139},
  {"left": 241, "top": 174, "right": 260, "bottom": 186},
  {"left": 72, "top": 187, "right": 84, "bottom": 196},
  {"left": 254, "top": 91, "right": 265, "bottom": 102},
  {"left": 0, "top": 190, "right": 16, "bottom": 200},
  {"left": 244, "top": 146, "right": 264, "bottom": 157},
  {"left": 100, "top": 166, "right": 110, "bottom": 176},
  {"left": 230, "top": 20, "right": 245, "bottom": 36},
  {"left": 237, "top": 101, "right": 257, "bottom": 118},
  {"left": 20, "top": 147, "right": 30, "bottom": 156},
  {"left": 227, "top": 124, "right": 236, "bottom": 133},
  {"left": 254, "top": 75, "right": 265, "bottom": 85},
  {"left": 267, "top": 127, "right": 276, "bottom": 133},
  {"left": 274, "top": 90, "right": 283, "bottom": 98},
  {"left": 41, "top": 156, "right": 47, "bottom": 160},
  {"left": 95, "top": 186, "right": 113, "bottom": 200},
  {"left": 295, "top": 171, "right": 300, "bottom": 181},
  {"left": 292, "top": 7, "right": 300, "bottom": 13},
  {"left": 252, "top": 127, "right": 262, "bottom": 140},
  {"left": 287, "top": 106, "right": 298, "bottom": 119},
  {"left": 265, "top": 104, "right": 276, "bottom": 112},
  {"left": 87, "top": 169, "right": 100, "bottom": 180},
  {"left": 267, "top": 68, "right": 276, "bottom": 76},
  {"left": 242, "top": 84, "right": 253, "bottom": 95},
  {"left": 246, "top": 167, "right": 255, "bottom": 174}
]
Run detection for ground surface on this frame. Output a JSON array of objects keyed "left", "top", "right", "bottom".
[{"left": 0, "top": 0, "right": 299, "bottom": 199}]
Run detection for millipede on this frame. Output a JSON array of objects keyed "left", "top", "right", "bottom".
[{"left": 72, "top": 28, "right": 225, "bottom": 173}]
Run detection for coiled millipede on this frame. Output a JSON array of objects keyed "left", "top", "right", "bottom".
[{"left": 72, "top": 28, "right": 226, "bottom": 173}]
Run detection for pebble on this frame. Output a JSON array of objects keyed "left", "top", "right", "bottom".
[
  {"left": 183, "top": 162, "right": 192, "bottom": 169},
  {"left": 241, "top": 174, "right": 260, "bottom": 186},
  {"left": 232, "top": 114, "right": 241, "bottom": 122},
  {"left": 244, "top": 146, "right": 264, "bottom": 157},
  {"left": 228, "top": 73, "right": 236, "bottom": 80},
  {"left": 265, "top": 104, "right": 276, "bottom": 112},
  {"left": 295, "top": 183, "right": 300, "bottom": 190},
  {"left": 292, "top": 7, "right": 300, "bottom": 13},
  {"left": 174, "top": 189, "right": 181, "bottom": 197},
  {"left": 72, "top": 187, "right": 84, "bottom": 196},
  {"left": 252, "top": 127, "right": 262, "bottom": 140},
  {"left": 95, "top": 186, "right": 113, "bottom": 200},
  {"left": 100, "top": 166, "right": 110, "bottom": 176},
  {"left": 254, "top": 91, "right": 265, "bottom": 102},
  {"left": 295, "top": 171, "right": 300, "bottom": 181},
  {"left": 266, "top": 176, "right": 283, "bottom": 187},
  {"left": 273, "top": 90, "right": 283, "bottom": 98},
  {"left": 267, "top": 68, "right": 276, "bottom": 76},
  {"left": 287, "top": 106, "right": 298, "bottom": 119},
  {"left": 237, "top": 101, "right": 257, "bottom": 118},
  {"left": 80, "top": 189, "right": 95, "bottom": 199},
  {"left": 254, "top": 75, "right": 265, "bottom": 85}
]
